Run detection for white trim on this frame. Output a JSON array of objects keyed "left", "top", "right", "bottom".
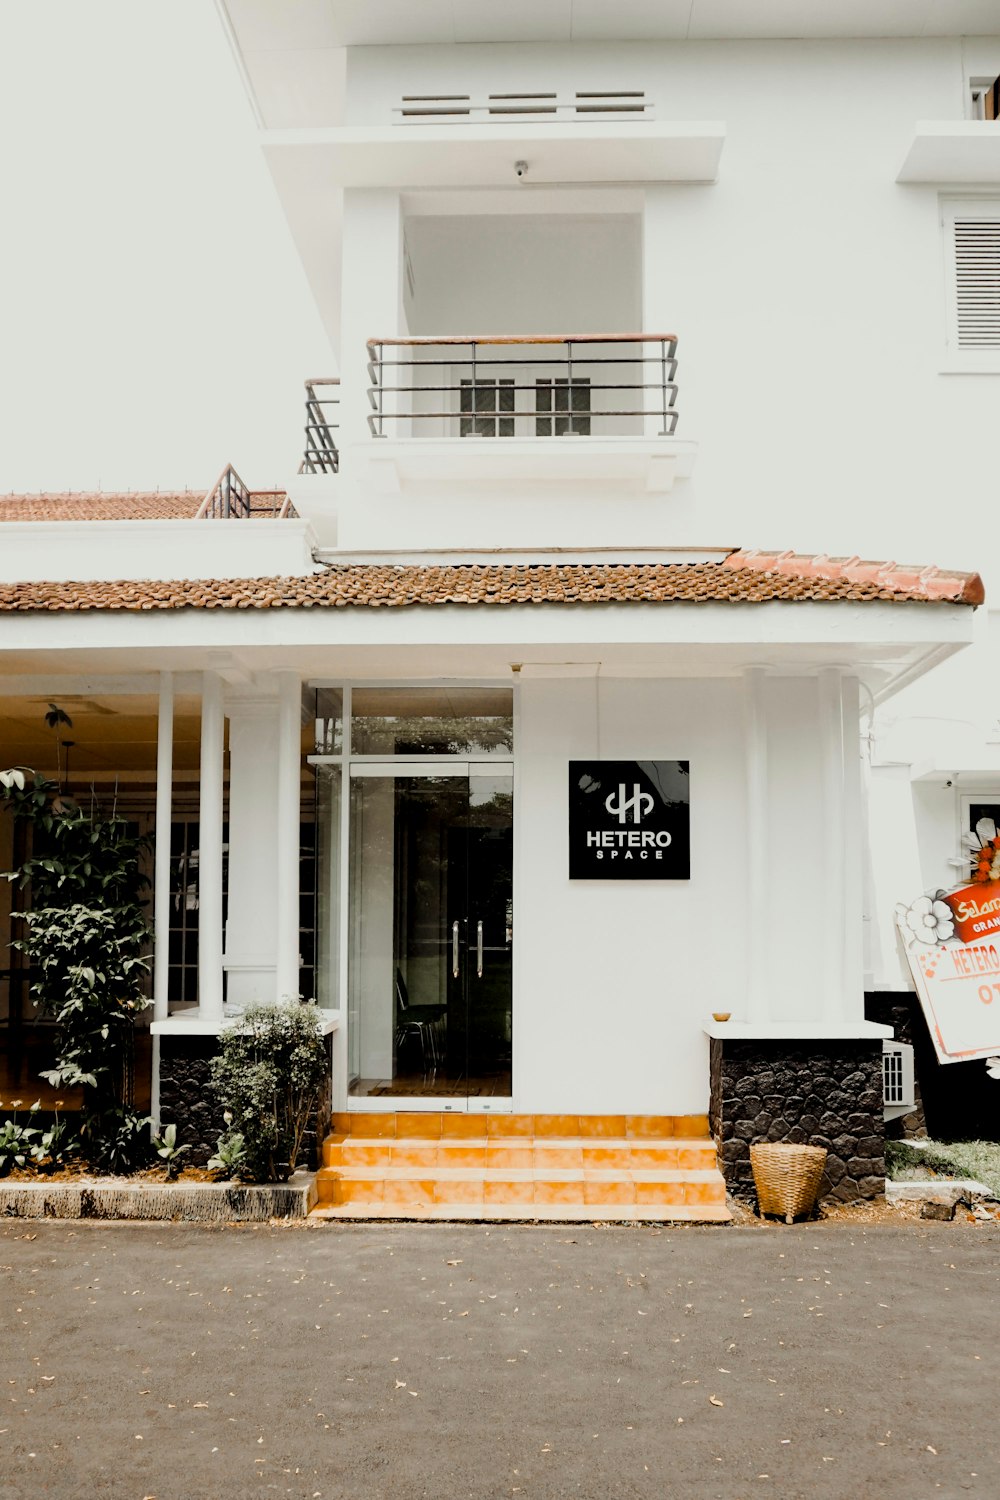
[{"left": 704, "top": 1020, "right": 892, "bottom": 1041}]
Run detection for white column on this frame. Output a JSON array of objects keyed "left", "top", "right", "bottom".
[
  {"left": 819, "top": 667, "right": 847, "bottom": 1024},
  {"left": 743, "top": 667, "right": 769, "bottom": 1024},
  {"left": 198, "top": 671, "right": 225, "bottom": 1022},
  {"left": 153, "top": 672, "right": 174, "bottom": 1021},
  {"left": 275, "top": 671, "right": 302, "bottom": 1001},
  {"left": 151, "top": 670, "right": 174, "bottom": 1128}
]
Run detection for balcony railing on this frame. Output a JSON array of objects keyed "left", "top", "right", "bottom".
[
  {"left": 365, "top": 334, "right": 679, "bottom": 441},
  {"left": 300, "top": 378, "right": 340, "bottom": 474},
  {"left": 196, "top": 464, "right": 292, "bottom": 519}
]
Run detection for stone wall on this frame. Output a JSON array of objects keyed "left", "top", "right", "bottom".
[
  {"left": 158, "top": 1035, "right": 221, "bottom": 1165},
  {"left": 710, "top": 1038, "right": 885, "bottom": 1204},
  {"left": 157, "top": 1029, "right": 335, "bottom": 1170}
]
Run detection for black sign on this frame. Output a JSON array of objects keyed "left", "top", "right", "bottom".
[{"left": 568, "top": 760, "right": 690, "bottom": 880}]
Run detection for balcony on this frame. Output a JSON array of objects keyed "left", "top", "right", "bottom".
[
  {"left": 898, "top": 121, "right": 1000, "bottom": 184},
  {"left": 352, "top": 332, "right": 694, "bottom": 497}
]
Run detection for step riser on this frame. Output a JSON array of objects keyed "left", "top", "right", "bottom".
[
  {"left": 323, "top": 1141, "right": 717, "bottom": 1170},
  {"left": 331, "top": 1113, "right": 710, "bottom": 1140},
  {"left": 316, "top": 1172, "right": 725, "bottom": 1210}
]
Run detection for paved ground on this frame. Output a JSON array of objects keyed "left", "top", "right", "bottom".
[{"left": 2, "top": 1217, "right": 998, "bottom": 1500}]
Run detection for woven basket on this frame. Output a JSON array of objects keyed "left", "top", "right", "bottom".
[{"left": 750, "top": 1142, "right": 828, "bottom": 1223}]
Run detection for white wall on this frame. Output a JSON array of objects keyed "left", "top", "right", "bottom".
[
  {"left": 404, "top": 214, "right": 641, "bottom": 335},
  {"left": 515, "top": 670, "right": 866, "bottom": 1111}
]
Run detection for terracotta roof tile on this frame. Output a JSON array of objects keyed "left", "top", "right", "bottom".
[
  {"left": 0, "top": 490, "right": 291, "bottom": 523},
  {"left": 0, "top": 554, "right": 983, "bottom": 614}
]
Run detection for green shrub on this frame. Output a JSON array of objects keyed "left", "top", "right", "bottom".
[
  {"left": 209, "top": 1003, "right": 329, "bottom": 1183},
  {"left": 2, "top": 759, "right": 152, "bottom": 1172}
]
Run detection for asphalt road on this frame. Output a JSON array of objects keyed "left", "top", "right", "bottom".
[{"left": 1, "top": 1217, "right": 998, "bottom": 1500}]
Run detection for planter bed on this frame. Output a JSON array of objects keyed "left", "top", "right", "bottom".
[{"left": 0, "top": 1170, "right": 317, "bottom": 1222}]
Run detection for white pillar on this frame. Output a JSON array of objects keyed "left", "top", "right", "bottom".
[
  {"left": 743, "top": 667, "right": 769, "bottom": 1024},
  {"left": 151, "top": 670, "right": 174, "bottom": 1127},
  {"left": 275, "top": 671, "right": 302, "bottom": 1001},
  {"left": 153, "top": 672, "right": 174, "bottom": 1021},
  {"left": 819, "top": 667, "right": 847, "bottom": 1024},
  {"left": 198, "top": 671, "right": 225, "bottom": 1022}
]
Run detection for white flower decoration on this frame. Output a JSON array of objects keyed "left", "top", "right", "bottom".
[
  {"left": 985, "top": 1057, "right": 1000, "bottom": 1081},
  {"left": 0, "top": 768, "right": 25, "bottom": 791},
  {"left": 905, "top": 894, "right": 955, "bottom": 946}
]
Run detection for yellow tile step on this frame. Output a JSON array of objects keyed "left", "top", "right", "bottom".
[
  {"left": 322, "top": 1136, "right": 718, "bottom": 1171},
  {"left": 310, "top": 1203, "right": 731, "bottom": 1223},
  {"left": 329, "top": 1112, "right": 711, "bottom": 1139}
]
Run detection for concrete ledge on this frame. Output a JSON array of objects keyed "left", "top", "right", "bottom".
[
  {"left": 0, "top": 1171, "right": 318, "bottom": 1222},
  {"left": 886, "top": 1178, "right": 992, "bottom": 1202}
]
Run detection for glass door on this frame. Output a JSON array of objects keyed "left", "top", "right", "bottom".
[{"left": 347, "top": 762, "right": 512, "bottom": 1109}]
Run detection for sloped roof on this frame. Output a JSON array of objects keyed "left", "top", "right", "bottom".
[
  {"left": 0, "top": 553, "right": 983, "bottom": 613},
  {"left": 0, "top": 491, "right": 290, "bottom": 523}
]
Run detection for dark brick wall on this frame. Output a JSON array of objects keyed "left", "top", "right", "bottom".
[
  {"left": 710, "top": 1038, "right": 885, "bottom": 1204},
  {"left": 158, "top": 1035, "right": 222, "bottom": 1166}
]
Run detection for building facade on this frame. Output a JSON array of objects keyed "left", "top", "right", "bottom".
[{"left": 2, "top": 2, "right": 998, "bottom": 1216}]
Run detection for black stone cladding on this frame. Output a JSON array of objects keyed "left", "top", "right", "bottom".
[
  {"left": 157, "top": 1031, "right": 334, "bottom": 1171},
  {"left": 709, "top": 1038, "right": 885, "bottom": 1204},
  {"left": 158, "top": 1036, "right": 221, "bottom": 1166}
]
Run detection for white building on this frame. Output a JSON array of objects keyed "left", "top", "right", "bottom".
[{"left": 2, "top": 1, "right": 998, "bottom": 1217}]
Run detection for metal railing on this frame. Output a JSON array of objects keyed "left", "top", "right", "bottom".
[
  {"left": 300, "top": 378, "right": 340, "bottom": 474},
  {"left": 196, "top": 464, "right": 293, "bottom": 520},
  {"left": 395, "top": 90, "right": 654, "bottom": 123},
  {"left": 365, "top": 334, "right": 679, "bottom": 440}
]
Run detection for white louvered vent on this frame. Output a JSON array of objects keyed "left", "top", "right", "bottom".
[
  {"left": 954, "top": 216, "right": 1000, "bottom": 348},
  {"left": 396, "top": 90, "right": 652, "bottom": 123},
  {"left": 883, "top": 1040, "right": 915, "bottom": 1122}
]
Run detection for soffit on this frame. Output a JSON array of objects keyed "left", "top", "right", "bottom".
[{"left": 222, "top": 0, "right": 1000, "bottom": 49}]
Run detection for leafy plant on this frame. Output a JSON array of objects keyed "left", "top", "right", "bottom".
[
  {"left": 153, "top": 1122, "right": 191, "bottom": 1180},
  {"left": 28, "top": 1100, "right": 73, "bottom": 1169},
  {"left": 1, "top": 759, "right": 152, "bottom": 1172},
  {"left": 207, "top": 1121, "right": 249, "bottom": 1181},
  {"left": 0, "top": 1100, "right": 41, "bottom": 1175},
  {"left": 87, "top": 1109, "right": 153, "bottom": 1176},
  {"left": 210, "top": 1002, "right": 329, "bottom": 1183}
]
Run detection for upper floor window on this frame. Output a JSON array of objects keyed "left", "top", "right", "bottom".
[
  {"left": 969, "top": 76, "right": 1000, "bottom": 121},
  {"left": 942, "top": 198, "right": 1000, "bottom": 368}
]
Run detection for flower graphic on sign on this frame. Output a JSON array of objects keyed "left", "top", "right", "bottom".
[
  {"left": 965, "top": 817, "right": 1000, "bottom": 885},
  {"left": 904, "top": 894, "right": 955, "bottom": 946}
]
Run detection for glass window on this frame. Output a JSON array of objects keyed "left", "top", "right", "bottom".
[
  {"left": 313, "top": 688, "right": 343, "bottom": 755},
  {"left": 351, "top": 687, "right": 513, "bottom": 757}
]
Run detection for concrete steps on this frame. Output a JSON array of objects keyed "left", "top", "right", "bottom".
[{"left": 313, "top": 1112, "right": 730, "bottom": 1223}]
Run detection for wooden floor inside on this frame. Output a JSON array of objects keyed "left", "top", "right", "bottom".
[{"left": 313, "top": 1112, "right": 730, "bottom": 1223}]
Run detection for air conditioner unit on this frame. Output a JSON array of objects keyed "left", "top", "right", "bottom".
[{"left": 883, "top": 1040, "right": 916, "bottom": 1121}]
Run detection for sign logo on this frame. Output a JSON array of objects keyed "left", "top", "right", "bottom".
[
  {"left": 605, "top": 784, "right": 654, "bottom": 824},
  {"left": 568, "top": 760, "right": 690, "bottom": 882}
]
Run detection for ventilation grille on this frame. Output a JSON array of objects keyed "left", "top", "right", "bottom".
[
  {"left": 397, "top": 90, "right": 651, "bottom": 122},
  {"left": 954, "top": 217, "right": 1000, "bottom": 348},
  {"left": 883, "top": 1040, "right": 915, "bottom": 1118}
]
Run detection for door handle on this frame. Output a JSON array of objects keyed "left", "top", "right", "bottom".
[
  {"left": 452, "top": 920, "right": 460, "bottom": 979},
  {"left": 477, "top": 920, "right": 484, "bottom": 979}
]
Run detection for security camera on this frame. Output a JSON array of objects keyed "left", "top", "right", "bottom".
[{"left": 514, "top": 160, "right": 528, "bottom": 181}]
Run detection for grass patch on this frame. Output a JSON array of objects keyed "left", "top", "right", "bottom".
[{"left": 886, "top": 1139, "right": 1000, "bottom": 1197}]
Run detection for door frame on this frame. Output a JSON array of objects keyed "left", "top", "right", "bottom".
[{"left": 345, "top": 757, "right": 514, "bottom": 1113}]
